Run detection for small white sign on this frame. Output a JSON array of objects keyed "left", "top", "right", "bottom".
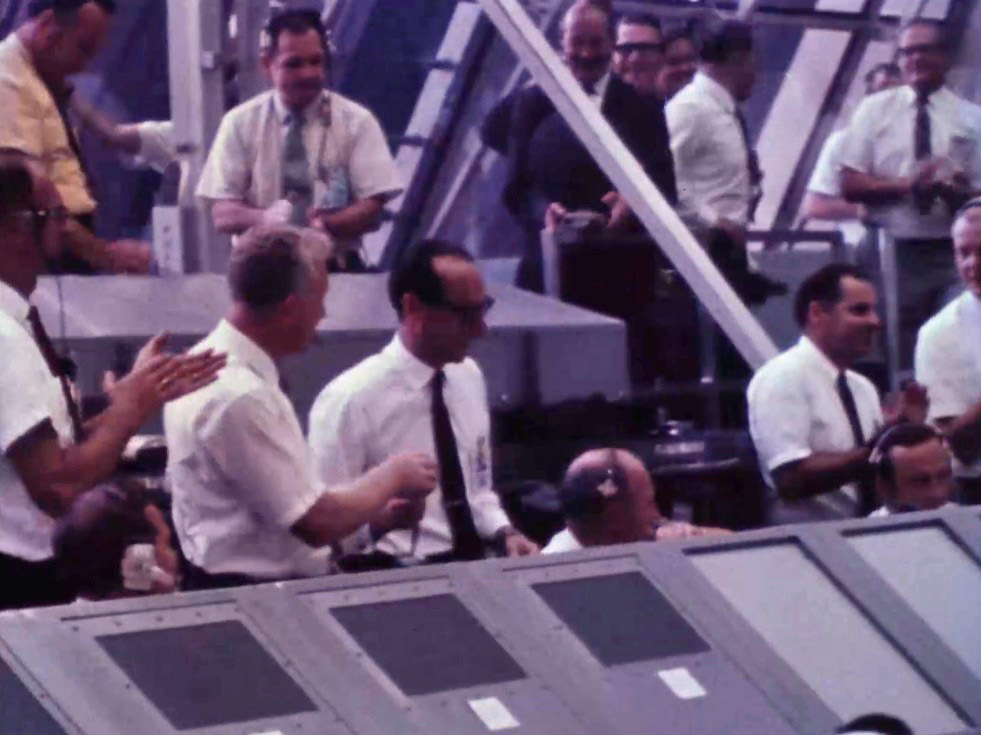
[
  {"left": 658, "top": 667, "right": 707, "bottom": 700},
  {"left": 468, "top": 696, "right": 521, "bottom": 731}
]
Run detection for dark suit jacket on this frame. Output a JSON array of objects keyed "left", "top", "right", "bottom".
[{"left": 482, "top": 76, "right": 677, "bottom": 224}]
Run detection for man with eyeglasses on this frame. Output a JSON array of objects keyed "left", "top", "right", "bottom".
[
  {"left": 840, "top": 19, "right": 981, "bottom": 370},
  {"left": 197, "top": 9, "right": 400, "bottom": 271},
  {"left": 0, "top": 151, "right": 225, "bottom": 609},
  {"left": 0, "top": 0, "right": 152, "bottom": 275},
  {"left": 612, "top": 14, "right": 664, "bottom": 98},
  {"left": 309, "top": 239, "right": 540, "bottom": 563}
]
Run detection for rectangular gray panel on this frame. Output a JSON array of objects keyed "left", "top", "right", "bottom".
[
  {"left": 97, "top": 621, "right": 317, "bottom": 731},
  {"left": 691, "top": 543, "right": 967, "bottom": 734},
  {"left": 532, "top": 572, "right": 710, "bottom": 666},
  {"left": 331, "top": 594, "right": 526, "bottom": 696},
  {"left": 848, "top": 526, "right": 981, "bottom": 682},
  {"left": 0, "top": 655, "right": 70, "bottom": 735}
]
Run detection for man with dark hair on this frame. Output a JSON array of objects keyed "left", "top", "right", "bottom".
[
  {"left": 543, "top": 448, "right": 727, "bottom": 553},
  {"left": 803, "top": 62, "right": 903, "bottom": 225},
  {"left": 612, "top": 14, "right": 663, "bottom": 98},
  {"left": 656, "top": 28, "right": 697, "bottom": 101},
  {"left": 197, "top": 9, "right": 400, "bottom": 271},
  {"left": 915, "top": 201, "right": 981, "bottom": 502},
  {"left": 309, "top": 239, "right": 539, "bottom": 562},
  {"left": 53, "top": 484, "right": 180, "bottom": 599},
  {"left": 840, "top": 19, "right": 981, "bottom": 369},
  {"left": 0, "top": 154, "right": 224, "bottom": 610},
  {"left": 164, "top": 225, "right": 437, "bottom": 588},
  {"left": 747, "top": 264, "right": 926, "bottom": 523},
  {"left": 0, "top": 0, "right": 151, "bottom": 274},
  {"left": 666, "top": 19, "right": 763, "bottom": 300},
  {"left": 837, "top": 713, "right": 914, "bottom": 735},
  {"left": 482, "top": 0, "right": 676, "bottom": 293},
  {"left": 868, "top": 423, "right": 955, "bottom": 516}
]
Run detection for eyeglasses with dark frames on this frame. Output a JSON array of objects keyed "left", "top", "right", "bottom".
[
  {"left": 428, "top": 295, "right": 495, "bottom": 323},
  {"left": 614, "top": 41, "right": 664, "bottom": 55},
  {"left": 4, "top": 207, "right": 70, "bottom": 226}
]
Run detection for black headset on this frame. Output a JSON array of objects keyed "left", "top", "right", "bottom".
[
  {"left": 955, "top": 196, "right": 981, "bottom": 220},
  {"left": 868, "top": 423, "right": 942, "bottom": 484}
]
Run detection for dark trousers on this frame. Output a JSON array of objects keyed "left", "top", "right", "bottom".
[
  {"left": 182, "top": 562, "right": 259, "bottom": 591},
  {"left": 0, "top": 552, "right": 74, "bottom": 611}
]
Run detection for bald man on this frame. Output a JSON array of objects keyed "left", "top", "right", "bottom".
[
  {"left": 915, "top": 200, "right": 981, "bottom": 502},
  {"left": 543, "top": 448, "right": 728, "bottom": 553}
]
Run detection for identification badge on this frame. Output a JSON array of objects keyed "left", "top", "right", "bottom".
[{"left": 474, "top": 436, "right": 491, "bottom": 490}]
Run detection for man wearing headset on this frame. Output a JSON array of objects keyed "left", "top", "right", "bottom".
[
  {"left": 197, "top": 9, "right": 401, "bottom": 270},
  {"left": 543, "top": 448, "right": 728, "bottom": 554},
  {"left": 868, "top": 423, "right": 956, "bottom": 517},
  {"left": 915, "top": 199, "right": 981, "bottom": 504}
]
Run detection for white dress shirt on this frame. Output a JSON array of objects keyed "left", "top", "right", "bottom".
[
  {"left": 164, "top": 320, "right": 329, "bottom": 579},
  {"left": 839, "top": 85, "right": 981, "bottom": 239},
  {"left": 915, "top": 291, "right": 981, "bottom": 478},
  {"left": 541, "top": 527, "right": 584, "bottom": 554},
  {"left": 868, "top": 502, "right": 957, "bottom": 518},
  {"left": 666, "top": 71, "right": 752, "bottom": 230},
  {"left": 308, "top": 335, "right": 510, "bottom": 559},
  {"left": 0, "top": 34, "right": 96, "bottom": 215},
  {"left": 0, "top": 282, "right": 74, "bottom": 561},
  {"left": 196, "top": 89, "right": 401, "bottom": 256},
  {"left": 808, "top": 129, "right": 850, "bottom": 198},
  {"left": 747, "top": 336, "right": 883, "bottom": 520}
]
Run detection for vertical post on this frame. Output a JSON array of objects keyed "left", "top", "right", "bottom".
[
  {"left": 233, "top": 0, "right": 269, "bottom": 103},
  {"left": 167, "top": 0, "right": 228, "bottom": 273},
  {"left": 877, "top": 227, "right": 902, "bottom": 391}
]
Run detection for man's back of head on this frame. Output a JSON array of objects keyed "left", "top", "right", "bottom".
[{"left": 870, "top": 423, "right": 954, "bottom": 513}]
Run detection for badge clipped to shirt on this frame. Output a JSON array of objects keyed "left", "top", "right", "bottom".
[{"left": 474, "top": 435, "right": 491, "bottom": 491}]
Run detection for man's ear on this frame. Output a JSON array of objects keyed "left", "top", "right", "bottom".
[{"left": 402, "top": 292, "right": 423, "bottom": 318}]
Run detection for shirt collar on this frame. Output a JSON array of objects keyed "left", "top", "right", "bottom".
[
  {"left": 899, "top": 84, "right": 950, "bottom": 108},
  {"left": 797, "top": 335, "right": 843, "bottom": 382},
  {"left": 272, "top": 89, "right": 328, "bottom": 126},
  {"left": 382, "top": 333, "right": 439, "bottom": 391},
  {"left": 210, "top": 319, "right": 279, "bottom": 386},
  {"left": 0, "top": 280, "right": 32, "bottom": 329},
  {"left": 693, "top": 71, "right": 737, "bottom": 114}
]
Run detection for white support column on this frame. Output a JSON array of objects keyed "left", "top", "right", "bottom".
[
  {"left": 475, "top": 0, "right": 779, "bottom": 369},
  {"left": 167, "top": 0, "right": 228, "bottom": 273}
]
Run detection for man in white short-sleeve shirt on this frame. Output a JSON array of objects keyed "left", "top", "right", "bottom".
[
  {"left": 748, "top": 264, "right": 926, "bottom": 523},
  {"left": 164, "top": 226, "right": 436, "bottom": 588},
  {"left": 839, "top": 20, "right": 981, "bottom": 368},
  {"left": 0, "top": 151, "right": 224, "bottom": 610},
  {"left": 196, "top": 10, "right": 401, "bottom": 268},
  {"left": 915, "top": 201, "right": 981, "bottom": 499},
  {"left": 309, "top": 240, "right": 539, "bottom": 563}
]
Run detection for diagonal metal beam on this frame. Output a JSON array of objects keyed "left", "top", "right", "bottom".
[{"left": 475, "top": 0, "right": 779, "bottom": 369}]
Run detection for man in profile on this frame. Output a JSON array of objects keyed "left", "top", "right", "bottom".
[
  {"left": 165, "top": 226, "right": 437, "bottom": 588},
  {"left": 0, "top": 0, "right": 151, "bottom": 273},
  {"left": 655, "top": 27, "right": 697, "bottom": 101},
  {"left": 543, "top": 448, "right": 728, "bottom": 553}
]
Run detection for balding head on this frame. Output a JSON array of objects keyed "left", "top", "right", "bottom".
[
  {"left": 953, "top": 201, "right": 981, "bottom": 298},
  {"left": 559, "top": 448, "right": 661, "bottom": 547},
  {"left": 560, "top": 0, "right": 613, "bottom": 87}
]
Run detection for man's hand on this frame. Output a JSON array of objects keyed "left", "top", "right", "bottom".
[
  {"left": 602, "top": 191, "right": 633, "bottom": 231},
  {"left": 498, "top": 527, "right": 539, "bottom": 557},
  {"left": 544, "top": 202, "right": 568, "bottom": 233},
  {"left": 384, "top": 452, "right": 438, "bottom": 500},
  {"left": 105, "top": 239, "right": 152, "bottom": 274},
  {"left": 261, "top": 199, "right": 294, "bottom": 227},
  {"left": 109, "top": 350, "right": 227, "bottom": 431},
  {"left": 369, "top": 497, "right": 426, "bottom": 540},
  {"left": 883, "top": 381, "right": 930, "bottom": 426}
]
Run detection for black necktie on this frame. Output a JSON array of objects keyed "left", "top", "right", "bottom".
[
  {"left": 734, "top": 108, "right": 763, "bottom": 222},
  {"left": 836, "top": 372, "right": 875, "bottom": 516},
  {"left": 431, "top": 370, "right": 484, "bottom": 560},
  {"left": 49, "top": 86, "right": 97, "bottom": 201},
  {"left": 913, "top": 92, "right": 935, "bottom": 214},
  {"left": 27, "top": 307, "right": 84, "bottom": 442}
]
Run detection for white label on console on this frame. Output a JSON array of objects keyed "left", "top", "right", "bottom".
[
  {"left": 658, "top": 667, "right": 707, "bottom": 700},
  {"left": 468, "top": 696, "right": 520, "bottom": 731}
]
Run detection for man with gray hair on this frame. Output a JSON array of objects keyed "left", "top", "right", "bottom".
[
  {"left": 543, "top": 448, "right": 728, "bottom": 554},
  {"left": 915, "top": 200, "right": 981, "bottom": 503},
  {"left": 164, "top": 225, "right": 437, "bottom": 588}
]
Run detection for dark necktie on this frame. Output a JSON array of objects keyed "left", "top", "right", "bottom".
[
  {"left": 734, "top": 108, "right": 763, "bottom": 222},
  {"left": 282, "top": 115, "right": 313, "bottom": 226},
  {"left": 431, "top": 370, "right": 484, "bottom": 560},
  {"left": 49, "top": 86, "right": 97, "bottom": 201},
  {"left": 913, "top": 92, "right": 935, "bottom": 214},
  {"left": 27, "top": 307, "right": 84, "bottom": 442},
  {"left": 836, "top": 372, "right": 875, "bottom": 516}
]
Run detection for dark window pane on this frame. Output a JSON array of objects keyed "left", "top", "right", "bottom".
[
  {"left": 533, "top": 572, "right": 710, "bottom": 666},
  {"left": 0, "top": 656, "right": 69, "bottom": 735}
]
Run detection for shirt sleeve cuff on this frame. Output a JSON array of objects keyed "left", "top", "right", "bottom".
[
  {"left": 0, "top": 408, "right": 52, "bottom": 454},
  {"left": 766, "top": 448, "right": 812, "bottom": 472}
]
